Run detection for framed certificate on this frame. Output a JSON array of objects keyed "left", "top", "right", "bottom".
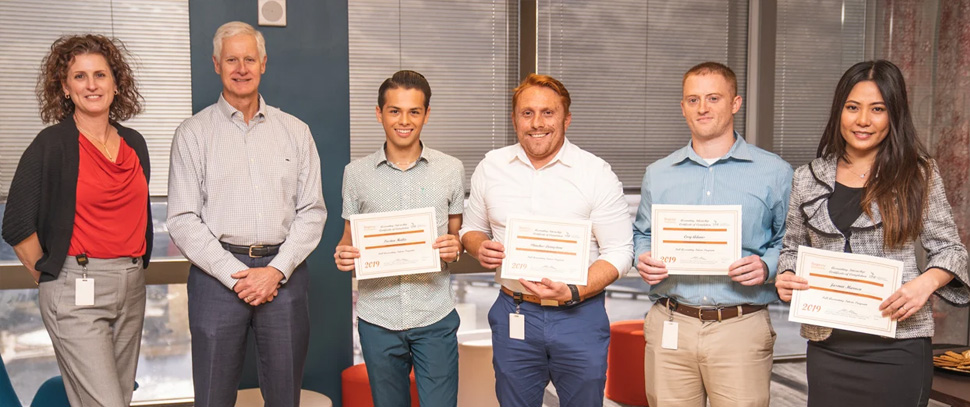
[
  {"left": 650, "top": 204, "right": 742, "bottom": 275},
  {"left": 349, "top": 207, "right": 440, "bottom": 280},
  {"left": 500, "top": 215, "right": 592, "bottom": 286},
  {"left": 788, "top": 246, "right": 903, "bottom": 337}
]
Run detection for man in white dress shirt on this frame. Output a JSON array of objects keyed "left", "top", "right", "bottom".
[{"left": 460, "top": 73, "right": 633, "bottom": 407}]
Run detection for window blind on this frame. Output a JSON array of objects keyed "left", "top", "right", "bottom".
[
  {"left": 349, "top": 0, "right": 519, "bottom": 188},
  {"left": 537, "top": 0, "right": 749, "bottom": 189},
  {"left": 0, "top": 0, "right": 191, "bottom": 197},
  {"left": 773, "top": 0, "right": 867, "bottom": 168}
]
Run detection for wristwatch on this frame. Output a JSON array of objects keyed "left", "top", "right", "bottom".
[{"left": 564, "top": 284, "right": 581, "bottom": 306}]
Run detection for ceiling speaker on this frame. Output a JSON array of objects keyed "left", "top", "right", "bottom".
[{"left": 258, "top": 0, "right": 286, "bottom": 27}]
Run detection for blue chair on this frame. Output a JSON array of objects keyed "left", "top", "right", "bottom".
[
  {"left": 0, "top": 352, "right": 21, "bottom": 407},
  {"left": 0, "top": 352, "right": 70, "bottom": 407},
  {"left": 29, "top": 376, "right": 71, "bottom": 407}
]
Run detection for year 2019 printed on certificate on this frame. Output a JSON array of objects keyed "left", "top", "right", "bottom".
[
  {"left": 500, "top": 215, "right": 591, "bottom": 286},
  {"left": 788, "top": 246, "right": 902, "bottom": 337},
  {"left": 349, "top": 207, "right": 440, "bottom": 280}
]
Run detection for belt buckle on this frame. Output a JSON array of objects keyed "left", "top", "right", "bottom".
[
  {"left": 540, "top": 299, "right": 559, "bottom": 307},
  {"left": 703, "top": 306, "right": 728, "bottom": 322},
  {"left": 696, "top": 306, "right": 723, "bottom": 322},
  {"left": 248, "top": 245, "right": 264, "bottom": 258}
]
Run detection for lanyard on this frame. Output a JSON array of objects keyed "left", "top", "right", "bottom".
[{"left": 513, "top": 292, "right": 523, "bottom": 314}]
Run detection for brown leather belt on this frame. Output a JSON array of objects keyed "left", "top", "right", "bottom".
[
  {"left": 657, "top": 298, "right": 766, "bottom": 322},
  {"left": 500, "top": 286, "right": 602, "bottom": 307}
]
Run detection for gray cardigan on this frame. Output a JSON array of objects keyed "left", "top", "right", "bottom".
[{"left": 778, "top": 156, "right": 969, "bottom": 340}]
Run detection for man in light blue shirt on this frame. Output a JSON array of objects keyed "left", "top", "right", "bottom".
[{"left": 633, "top": 62, "right": 792, "bottom": 407}]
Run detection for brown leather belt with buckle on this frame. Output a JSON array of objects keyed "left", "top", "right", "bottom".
[
  {"left": 657, "top": 298, "right": 766, "bottom": 322},
  {"left": 221, "top": 242, "right": 282, "bottom": 258},
  {"left": 500, "top": 286, "right": 602, "bottom": 307}
]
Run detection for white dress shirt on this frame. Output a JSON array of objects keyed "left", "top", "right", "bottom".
[
  {"left": 459, "top": 138, "right": 633, "bottom": 293},
  {"left": 167, "top": 94, "right": 327, "bottom": 289}
]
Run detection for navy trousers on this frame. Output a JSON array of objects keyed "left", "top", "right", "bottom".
[
  {"left": 358, "top": 309, "right": 460, "bottom": 407},
  {"left": 488, "top": 291, "right": 610, "bottom": 407},
  {"left": 187, "top": 253, "right": 310, "bottom": 407}
]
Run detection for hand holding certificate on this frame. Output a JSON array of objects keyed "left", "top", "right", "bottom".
[
  {"left": 501, "top": 216, "right": 592, "bottom": 286},
  {"left": 349, "top": 207, "right": 440, "bottom": 280},
  {"left": 788, "top": 246, "right": 903, "bottom": 337},
  {"left": 651, "top": 204, "right": 742, "bottom": 275}
]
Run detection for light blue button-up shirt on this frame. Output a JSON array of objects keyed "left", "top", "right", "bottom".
[{"left": 633, "top": 134, "right": 792, "bottom": 306}]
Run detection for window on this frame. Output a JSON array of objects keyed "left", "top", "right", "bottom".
[
  {"left": 0, "top": 1, "right": 192, "bottom": 404},
  {"left": 348, "top": 0, "right": 519, "bottom": 187},
  {"left": 772, "top": 0, "right": 867, "bottom": 168},
  {"left": 537, "top": 0, "right": 749, "bottom": 189},
  {"left": 0, "top": 0, "right": 191, "bottom": 197}
]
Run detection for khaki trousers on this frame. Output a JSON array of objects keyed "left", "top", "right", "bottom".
[
  {"left": 643, "top": 301, "right": 775, "bottom": 407},
  {"left": 38, "top": 257, "right": 146, "bottom": 407}
]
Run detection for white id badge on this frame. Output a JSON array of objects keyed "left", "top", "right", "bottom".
[
  {"left": 509, "top": 313, "right": 525, "bottom": 340},
  {"left": 75, "top": 278, "right": 95, "bottom": 306},
  {"left": 661, "top": 320, "right": 678, "bottom": 350}
]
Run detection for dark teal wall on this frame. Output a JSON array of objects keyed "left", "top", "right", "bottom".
[{"left": 188, "top": 0, "right": 351, "bottom": 404}]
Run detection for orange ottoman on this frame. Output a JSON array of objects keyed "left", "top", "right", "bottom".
[
  {"left": 341, "top": 363, "right": 420, "bottom": 407},
  {"left": 605, "top": 319, "right": 648, "bottom": 406}
]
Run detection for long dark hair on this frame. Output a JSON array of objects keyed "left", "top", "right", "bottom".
[{"left": 816, "top": 60, "right": 930, "bottom": 249}]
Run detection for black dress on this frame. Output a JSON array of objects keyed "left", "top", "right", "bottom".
[{"left": 806, "top": 182, "right": 933, "bottom": 407}]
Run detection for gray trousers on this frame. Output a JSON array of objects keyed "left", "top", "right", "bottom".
[
  {"left": 38, "top": 256, "right": 146, "bottom": 407},
  {"left": 188, "top": 253, "right": 310, "bottom": 407}
]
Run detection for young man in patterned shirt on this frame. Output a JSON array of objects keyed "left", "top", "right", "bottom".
[{"left": 334, "top": 70, "right": 465, "bottom": 407}]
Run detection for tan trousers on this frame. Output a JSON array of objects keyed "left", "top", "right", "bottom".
[
  {"left": 643, "top": 302, "right": 775, "bottom": 407},
  {"left": 38, "top": 257, "right": 146, "bottom": 407}
]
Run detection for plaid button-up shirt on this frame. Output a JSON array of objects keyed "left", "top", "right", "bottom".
[
  {"left": 167, "top": 94, "right": 327, "bottom": 289},
  {"left": 343, "top": 145, "right": 465, "bottom": 330}
]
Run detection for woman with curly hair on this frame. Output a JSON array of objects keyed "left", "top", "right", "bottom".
[
  {"left": 775, "top": 60, "right": 969, "bottom": 406},
  {"left": 1, "top": 34, "right": 152, "bottom": 406}
]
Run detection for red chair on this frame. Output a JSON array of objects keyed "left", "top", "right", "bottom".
[
  {"left": 605, "top": 319, "right": 649, "bottom": 406},
  {"left": 341, "top": 363, "right": 420, "bottom": 407}
]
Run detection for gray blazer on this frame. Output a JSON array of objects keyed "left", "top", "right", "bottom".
[{"left": 778, "top": 156, "right": 969, "bottom": 340}]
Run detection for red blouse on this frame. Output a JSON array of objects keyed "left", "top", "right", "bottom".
[{"left": 68, "top": 132, "right": 149, "bottom": 258}]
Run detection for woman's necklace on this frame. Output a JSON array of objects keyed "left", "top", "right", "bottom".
[
  {"left": 841, "top": 160, "right": 871, "bottom": 179},
  {"left": 75, "top": 114, "right": 115, "bottom": 162}
]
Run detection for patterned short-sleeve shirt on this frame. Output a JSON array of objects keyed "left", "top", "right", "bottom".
[{"left": 342, "top": 145, "right": 465, "bottom": 330}]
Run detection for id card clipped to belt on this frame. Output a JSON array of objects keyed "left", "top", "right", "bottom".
[
  {"left": 75, "top": 254, "right": 95, "bottom": 306},
  {"left": 509, "top": 291, "right": 525, "bottom": 340},
  {"left": 662, "top": 302, "right": 678, "bottom": 350}
]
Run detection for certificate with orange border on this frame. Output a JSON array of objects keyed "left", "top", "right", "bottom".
[
  {"left": 500, "top": 216, "right": 591, "bottom": 286},
  {"left": 650, "top": 204, "right": 742, "bottom": 275},
  {"left": 789, "top": 246, "right": 902, "bottom": 337},
  {"left": 349, "top": 207, "right": 440, "bottom": 280}
]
